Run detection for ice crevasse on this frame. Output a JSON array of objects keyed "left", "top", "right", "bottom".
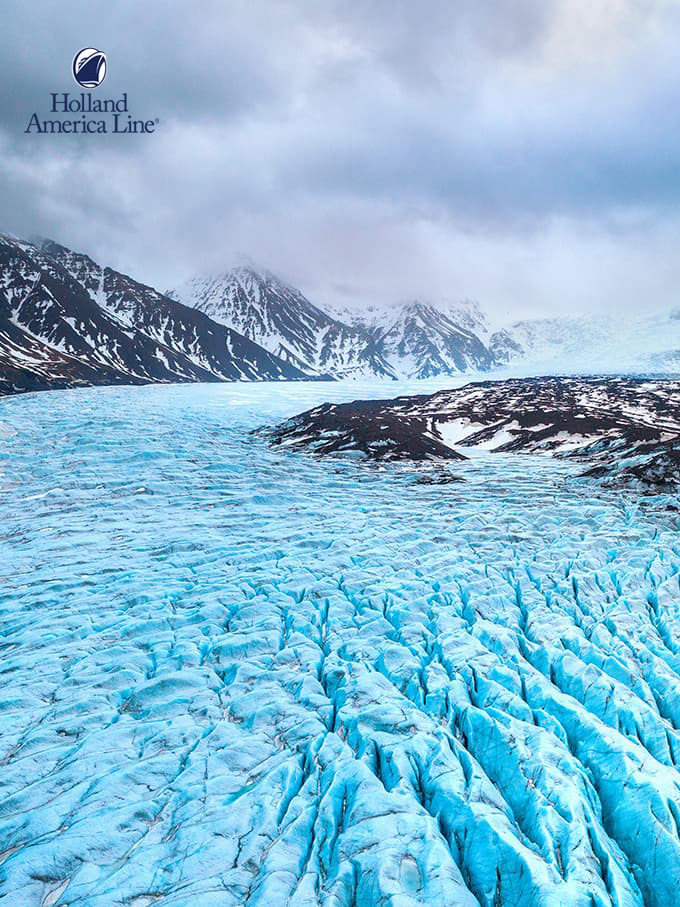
[{"left": 0, "top": 382, "right": 678, "bottom": 907}]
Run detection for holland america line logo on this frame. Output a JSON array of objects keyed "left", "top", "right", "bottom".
[{"left": 72, "top": 48, "right": 107, "bottom": 89}]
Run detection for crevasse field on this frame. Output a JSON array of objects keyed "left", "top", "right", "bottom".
[{"left": 1, "top": 381, "right": 679, "bottom": 907}]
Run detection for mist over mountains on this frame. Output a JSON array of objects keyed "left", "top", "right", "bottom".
[{"left": 0, "top": 233, "right": 678, "bottom": 397}]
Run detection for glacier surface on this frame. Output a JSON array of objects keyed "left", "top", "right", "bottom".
[{"left": 0, "top": 381, "right": 679, "bottom": 906}]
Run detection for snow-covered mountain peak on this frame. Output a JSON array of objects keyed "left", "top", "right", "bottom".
[
  {"left": 389, "top": 299, "right": 483, "bottom": 334},
  {"left": 175, "top": 266, "right": 397, "bottom": 379},
  {"left": 4, "top": 235, "right": 678, "bottom": 390},
  {"left": 370, "top": 298, "right": 494, "bottom": 379},
  {"left": 216, "top": 264, "right": 308, "bottom": 308},
  {"left": 324, "top": 296, "right": 489, "bottom": 337}
]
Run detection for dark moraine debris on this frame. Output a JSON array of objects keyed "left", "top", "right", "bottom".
[
  {"left": 265, "top": 376, "right": 680, "bottom": 487},
  {"left": 267, "top": 397, "right": 467, "bottom": 461},
  {"left": 414, "top": 471, "right": 466, "bottom": 485}
]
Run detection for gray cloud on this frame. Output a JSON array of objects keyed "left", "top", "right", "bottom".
[{"left": 1, "top": 0, "right": 680, "bottom": 318}]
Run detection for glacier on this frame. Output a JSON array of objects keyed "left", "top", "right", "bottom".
[{"left": 0, "top": 380, "right": 679, "bottom": 907}]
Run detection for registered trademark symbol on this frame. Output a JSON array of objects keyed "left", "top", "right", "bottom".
[{"left": 155, "top": 118, "right": 159, "bottom": 124}]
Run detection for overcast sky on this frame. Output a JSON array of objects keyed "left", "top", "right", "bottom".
[{"left": 1, "top": 0, "right": 680, "bottom": 320}]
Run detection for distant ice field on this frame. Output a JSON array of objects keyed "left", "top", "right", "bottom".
[{"left": 0, "top": 381, "right": 679, "bottom": 906}]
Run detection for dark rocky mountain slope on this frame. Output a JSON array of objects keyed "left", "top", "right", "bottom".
[{"left": 0, "top": 237, "right": 307, "bottom": 396}]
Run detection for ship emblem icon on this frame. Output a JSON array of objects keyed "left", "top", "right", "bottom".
[{"left": 72, "top": 48, "right": 107, "bottom": 89}]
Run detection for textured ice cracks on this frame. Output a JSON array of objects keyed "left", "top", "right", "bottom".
[{"left": 0, "top": 382, "right": 678, "bottom": 906}]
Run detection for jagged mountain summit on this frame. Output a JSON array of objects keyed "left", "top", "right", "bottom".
[
  {"left": 372, "top": 301, "right": 494, "bottom": 378},
  {"left": 328, "top": 296, "right": 489, "bottom": 337},
  {"left": 0, "top": 237, "right": 306, "bottom": 396},
  {"left": 327, "top": 296, "right": 680, "bottom": 376},
  {"left": 177, "top": 268, "right": 507, "bottom": 380},
  {"left": 324, "top": 297, "right": 495, "bottom": 378},
  {"left": 176, "top": 267, "right": 396, "bottom": 379},
  {"left": 38, "top": 241, "right": 309, "bottom": 383},
  {"left": 332, "top": 297, "right": 529, "bottom": 378},
  {"left": 3, "top": 233, "right": 679, "bottom": 397}
]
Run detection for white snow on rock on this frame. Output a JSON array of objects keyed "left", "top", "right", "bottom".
[
  {"left": 268, "top": 377, "right": 680, "bottom": 489},
  {"left": 176, "top": 267, "right": 396, "bottom": 379}
]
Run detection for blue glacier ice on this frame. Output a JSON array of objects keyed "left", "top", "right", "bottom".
[{"left": 0, "top": 381, "right": 678, "bottom": 906}]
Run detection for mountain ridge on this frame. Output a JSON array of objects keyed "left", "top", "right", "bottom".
[
  {"left": 0, "top": 236, "right": 308, "bottom": 396},
  {"left": 176, "top": 267, "right": 397, "bottom": 379},
  {"left": 1, "top": 233, "right": 679, "bottom": 397},
  {"left": 174, "top": 272, "right": 504, "bottom": 380}
]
